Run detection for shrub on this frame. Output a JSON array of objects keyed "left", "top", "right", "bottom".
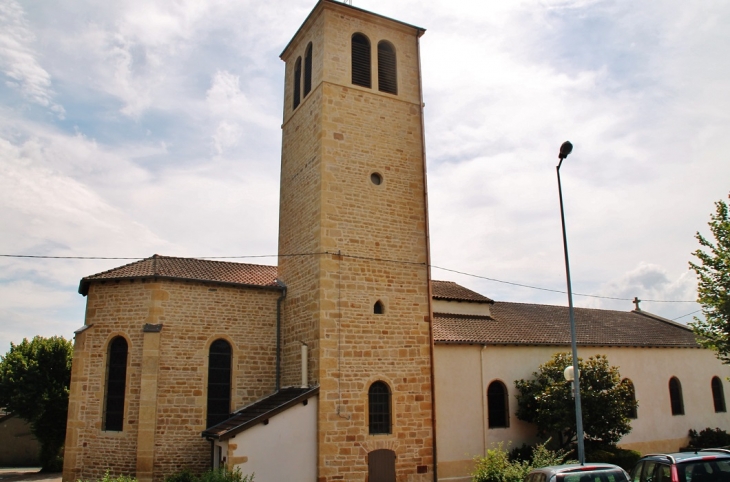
[
  {"left": 473, "top": 441, "right": 573, "bottom": 482},
  {"left": 164, "top": 468, "right": 253, "bottom": 482},
  {"left": 688, "top": 428, "right": 730, "bottom": 448},
  {"left": 585, "top": 445, "right": 641, "bottom": 471},
  {"left": 77, "top": 470, "right": 138, "bottom": 482}
]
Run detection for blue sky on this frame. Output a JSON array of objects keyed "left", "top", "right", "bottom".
[{"left": 2, "top": 0, "right": 729, "bottom": 353}]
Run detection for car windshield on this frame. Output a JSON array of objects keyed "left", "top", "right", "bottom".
[
  {"left": 678, "top": 460, "right": 730, "bottom": 482},
  {"left": 558, "top": 469, "right": 629, "bottom": 482}
]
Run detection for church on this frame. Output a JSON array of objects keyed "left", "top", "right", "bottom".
[{"left": 61, "top": 2, "right": 730, "bottom": 482}]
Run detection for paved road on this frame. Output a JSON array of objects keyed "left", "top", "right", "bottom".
[{"left": 0, "top": 469, "right": 61, "bottom": 482}]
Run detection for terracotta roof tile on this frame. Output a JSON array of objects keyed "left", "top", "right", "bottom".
[
  {"left": 79, "top": 255, "right": 280, "bottom": 295},
  {"left": 434, "top": 302, "right": 700, "bottom": 348},
  {"left": 432, "top": 280, "right": 494, "bottom": 303}
]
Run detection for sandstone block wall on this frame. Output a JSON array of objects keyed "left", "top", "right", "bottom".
[
  {"left": 278, "top": 3, "right": 434, "bottom": 480},
  {"left": 63, "top": 279, "right": 280, "bottom": 482}
]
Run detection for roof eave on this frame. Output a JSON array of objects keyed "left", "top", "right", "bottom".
[{"left": 79, "top": 275, "right": 283, "bottom": 296}]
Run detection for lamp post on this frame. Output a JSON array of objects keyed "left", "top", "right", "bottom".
[{"left": 556, "top": 141, "right": 585, "bottom": 464}]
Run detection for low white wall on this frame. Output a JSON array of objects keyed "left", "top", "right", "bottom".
[
  {"left": 435, "top": 344, "right": 730, "bottom": 480},
  {"left": 229, "top": 396, "right": 317, "bottom": 481}
]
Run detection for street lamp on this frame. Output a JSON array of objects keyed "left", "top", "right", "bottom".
[{"left": 556, "top": 140, "right": 585, "bottom": 464}]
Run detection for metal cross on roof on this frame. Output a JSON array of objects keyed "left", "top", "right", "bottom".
[{"left": 633, "top": 297, "right": 642, "bottom": 311}]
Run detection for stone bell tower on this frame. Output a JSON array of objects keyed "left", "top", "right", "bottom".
[{"left": 277, "top": 1, "right": 435, "bottom": 480}]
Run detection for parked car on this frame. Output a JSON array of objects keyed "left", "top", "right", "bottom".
[
  {"left": 630, "top": 449, "right": 730, "bottom": 482},
  {"left": 525, "top": 463, "right": 631, "bottom": 482}
]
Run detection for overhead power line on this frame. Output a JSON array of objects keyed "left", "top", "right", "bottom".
[{"left": 0, "top": 252, "right": 698, "bottom": 303}]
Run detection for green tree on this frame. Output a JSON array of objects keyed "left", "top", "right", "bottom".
[
  {"left": 514, "top": 353, "right": 637, "bottom": 450},
  {"left": 0, "top": 336, "right": 73, "bottom": 471},
  {"left": 689, "top": 194, "right": 730, "bottom": 364}
]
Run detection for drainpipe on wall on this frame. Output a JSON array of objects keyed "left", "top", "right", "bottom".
[{"left": 276, "top": 283, "right": 287, "bottom": 392}]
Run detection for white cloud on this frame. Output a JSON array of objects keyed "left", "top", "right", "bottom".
[{"left": 0, "top": 0, "right": 64, "bottom": 116}]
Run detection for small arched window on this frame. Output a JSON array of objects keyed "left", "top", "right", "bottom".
[
  {"left": 374, "top": 300, "right": 384, "bottom": 314},
  {"left": 622, "top": 378, "right": 638, "bottom": 419},
  {"left": 368, "top": 381, "right": 391, "bottom": 434},
  {"left": 293, "top": 57, "right": 302, "bottom": 110},
  {"left": 487, "top": 381, "right": 509, "bottom": 428},
  {"left": 377, "top": 41, "right": 397, "bottom": 95},
  {"left": 104, "top": 336, "right": 128, "bottom": 431},
  {"left": 207, "top": 339, "right": 232, "bottom": 428},
  {"left": 351, "top": 33, "right": 371, "bottom": 88},
  {"left": 304, "top": 43, "right": 313, "bottom": 97},
  {"left": 669, "top": 377, "right": 684, "bottom": 416},
  {"left": 712, "top": 376, "right": 726, "bottom": 413}
]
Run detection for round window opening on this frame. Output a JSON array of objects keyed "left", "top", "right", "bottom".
[{"left": 371, "top": 173, "right": 383, "bottom": 185}]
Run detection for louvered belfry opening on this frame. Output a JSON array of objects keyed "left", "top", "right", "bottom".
[
  {"left": 351, "top": 33, "right": 371, "bottom": 88},
  {"left": 104, "top": 336, "right": 128, "bottom": 431},
  {"left": 293, "top": 57, "right": 302, "bottom": 109},
  {"left": 207, "top": 339, "right": 232, "bottom": 428},
  {"left": 304, "top": 42, "right": 313, "bottom": 97},
  {"left": 377, "top": 41, "right": 397, "bottom": 95}
]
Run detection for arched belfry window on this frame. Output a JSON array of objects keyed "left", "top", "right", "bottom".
[
  {"left": 351, "top": 33, "right": 371, "bottom": 88},
  {"left": 622, "top": 378, "right": 638, "bottom": 419},
  {"left": 293, "top": 57, "right": 302, "bottom": 110},
  {"left": 374, "top": 300, "right": 384, "bottom": 314},
  {"left": 669, "top": 377, "right": 684, "bottom": 416},
  {"left": 487, "top": 381, "right": 509, "bottom": 428},
  {"left": 104, "top": 336, "right": 128, "bottom": 431},
  {"left": 368, "top": 381, "right": 391, "bottom": 434},
  {"left": 304, "top": 42, "right": 313, "bottom": 97},
  {"left": 377, "top": 41, "right": 397, "bottom": 95},
  {"left": 207, "top": 339, "right": 232, "bottom": 428},
  {"left": 712, "top": 376, "right": 726, "bottom": 413}
]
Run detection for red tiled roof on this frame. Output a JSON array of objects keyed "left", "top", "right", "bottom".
[
  {"left": 432, "top": 280, "right": 494, "bottom": 303},
  {"left": 434, "top": 302, "right": 700, "bottom": 348},
  {"left": 79, "top": 255, "right": 280, "bottom": 295}
]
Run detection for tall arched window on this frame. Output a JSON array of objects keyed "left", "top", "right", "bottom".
[
  {"left": 207, "top": 339, "right": 232, "bottom": 428},
  {"left": 487, "top": 381, "right": 509, "bottom": 428},
  {"left": 304, "top": 42, "right": 313, "bottom": 97},
  {"left": 622, "top": 378, "right": 638, "bottom": 419},
  {"left": 377, "top": 41, "right": 397, "bottom": 95},
  {"left": 368, "top": 381, "right": 391, "bottom": 434},
  {"left": 712, "top": 376, "right": 726, "bottom": 413},
  {"left": 351, "top": 33, "right": 371, "bottom": 88},
  {"left": 669, "top": 377, "right": 684, "bottom": 416},
  {"left": 104, "top": 336, "right": 128, "bottom": 431},
  {"left": 293, "top": 57, "right": 302, "bottom": 110}
]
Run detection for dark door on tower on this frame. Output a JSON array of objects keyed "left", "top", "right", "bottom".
[{"left": 368, "top": 449, "right": 396, "bottom": 482}]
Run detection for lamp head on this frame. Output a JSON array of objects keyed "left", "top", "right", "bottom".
[
  {"left": 564, "top": 365, "right": 577, "bottom": 382},
  {"left": 559, "top": 141, "right": 573, "bottom": 160}
]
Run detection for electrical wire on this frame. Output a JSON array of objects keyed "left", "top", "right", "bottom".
[{"left": 0, "top": 251, "right": 698, "bottom": 303}]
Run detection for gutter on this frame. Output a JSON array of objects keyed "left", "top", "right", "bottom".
[{"left": 276, "top": 282, "right": 288, "bottom": 391}]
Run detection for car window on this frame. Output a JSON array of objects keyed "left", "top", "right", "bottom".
[
  {"left": 641, "top": 462, "right": 659, "bottom": 482},
  {"left": 558, "top": 470, "right": 629, "bottom": 482},
  {"left": 655, "top": 464, "right": 671, "bottom": 482},
  {"left": 631, "top": 463, "right": 645, "bottom": 482},
  {"left": 682, "top": 460, "right": 730, "bottom": 482}
]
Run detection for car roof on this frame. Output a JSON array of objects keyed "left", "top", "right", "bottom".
[
  {"left": 640, "top": 450, "right": 730, "bottom": 464},
  {"left": 531, "top": 463, "right": 625, "bottom": 475}
]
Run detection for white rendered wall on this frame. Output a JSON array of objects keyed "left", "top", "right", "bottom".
[
  {"left": 229, "top": 397, "right": 317, "bottom": 481},
  {"left": 435, "top": 344, "right": 730, "bottom": 481}
]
